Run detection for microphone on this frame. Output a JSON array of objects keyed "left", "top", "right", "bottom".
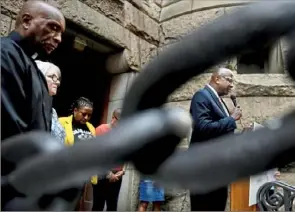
[{"left": 230, "top": 94, "right": 237, "bottom": 107}]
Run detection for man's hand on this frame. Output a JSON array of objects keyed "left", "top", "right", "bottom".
[
  {"left": 231, "top": 106, "right": 242, "bottom": 120},
  {"left": 115, "top": 170, "right": 125, "bottom": 178},
  {"left": 107, "top": 172, "right": 119, "bottom": 182}
]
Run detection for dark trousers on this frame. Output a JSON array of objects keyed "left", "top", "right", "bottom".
[
  {"left": 92, "top": 178, "right": 122, "bottom": 211},
  {"left": 190, "top": 187, "right": 228, "bottom": 211}
]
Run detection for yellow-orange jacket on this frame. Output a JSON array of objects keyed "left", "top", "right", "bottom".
[{"left": 59, "top": 115, "right": 97, "bottom": 184}]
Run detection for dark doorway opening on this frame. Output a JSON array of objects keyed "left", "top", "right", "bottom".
[
  {"left": 48, "top": 31, "right": 113, "bottom": 127},
  {"left": 237, "top": 46, "right": 271, "bottom": 74}
]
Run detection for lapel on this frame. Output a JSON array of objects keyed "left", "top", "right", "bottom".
[
  {"left": 86, "top": 122, "right": 95, "bottom": 136},
  {"left": 220, "top": 98, "right": 230, "bottom": 116},
  {"left": 64, "top": 115, "right": 74, "bottom": 145},
  {"left": 204, "top": 85, "right": 228, "bottom": 117}
]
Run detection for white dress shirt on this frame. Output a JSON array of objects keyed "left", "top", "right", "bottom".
[{"left": 206, "top": 84, "right": 229, "bottom": 117}]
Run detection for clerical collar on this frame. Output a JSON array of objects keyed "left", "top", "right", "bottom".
[{"left": 8, "top": 31, "right": 42, "bottom": 59}]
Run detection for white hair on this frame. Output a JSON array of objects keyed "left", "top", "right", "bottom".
[{"left": 35, "top": 60, "right": 61, "bottom": 76}]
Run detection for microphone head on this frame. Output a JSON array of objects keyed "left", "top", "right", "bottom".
[
  {"left": 230, "top": 93, "right": 237, "bottom": 107},
  {"left": 230, "top": 94, "right": 236, "bottom": 100}
]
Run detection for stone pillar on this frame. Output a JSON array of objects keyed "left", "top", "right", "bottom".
[
  {"left": 107, "top": 72, "right": 138, "bottom": 122},
  {"left": 106, "top": 52, "right": 130, "bottom": 74},
  {"left": 107, "top": 71, "right": 139, "bottom": 211},
  {"left": 117, "top": 164, "right": 141, "bottom": 211}
]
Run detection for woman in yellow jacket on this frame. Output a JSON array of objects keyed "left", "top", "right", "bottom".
[{"left": 59, "top": 97, "right": 97, "bottom": 210}]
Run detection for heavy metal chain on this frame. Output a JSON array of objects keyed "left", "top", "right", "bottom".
[{"left": 2, "top": 1, "right": 295, "bottom": 210}]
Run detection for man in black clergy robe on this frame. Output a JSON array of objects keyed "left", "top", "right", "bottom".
[{"left": 1, "top": 0, "right": 66, "bottom": 141}]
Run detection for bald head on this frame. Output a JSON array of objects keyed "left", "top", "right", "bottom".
[
  {"left": 210, "top": 67, "right": 233, "bottom": 82},
  {"left": 15, "top": 1, "right": 64, "bottom": 28},
  {"left": 14, "top": 0, "right": 65, "bottom": 54},
  {"left": 209, "top": 67, "right": 234, "bottom": 96},
  {"left": 110, "top": 108, "right": 122, "bottom": 127}
]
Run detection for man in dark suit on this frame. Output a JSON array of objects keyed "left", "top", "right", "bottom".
[{"left": 189, "top": 67, "right": 242, "bottom": 211}]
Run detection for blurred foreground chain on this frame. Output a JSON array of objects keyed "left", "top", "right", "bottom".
[{"left": 2, "top": 1, "right": 295, "bottom": 210}]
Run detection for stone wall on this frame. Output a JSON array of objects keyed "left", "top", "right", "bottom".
[{"left": 0, "top": 0, "right": 160, "bottom": 71}]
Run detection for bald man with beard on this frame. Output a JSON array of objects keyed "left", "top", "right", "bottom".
[
  {"left": 189, "top": 68, "right": 242, "bottom": 211},
  {"left": 1, "top": 0, "right": 66, "bottom": 141}
]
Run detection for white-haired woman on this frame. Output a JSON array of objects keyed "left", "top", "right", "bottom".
[{"left": 35, "top": 60, "right": 66, "bottom": 143}]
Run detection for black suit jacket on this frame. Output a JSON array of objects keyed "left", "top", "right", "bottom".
[{"left": 190, "top": 85, "right": 237, "bottom": 144}]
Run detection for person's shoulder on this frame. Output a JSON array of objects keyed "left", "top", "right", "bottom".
[
  {"left": 58, "top": 116, "right": 71, "bottom": 124},
  {"left": 192, "top": 87, "right": 208, "bottom": 100},
  {"left": 1, "top": 36, "right": 20, "bottom": 52},
  {"left": 95, "top": 124, "right": 111, "bottom": 135},
  {"left": 96, "top": 124, "right": 109, "bottom": 130},
  {"left": 1, "top": 36, "right": 27, "bottom": 69}
]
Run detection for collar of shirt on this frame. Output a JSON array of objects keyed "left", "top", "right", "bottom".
[
  {"left": 207, "top": 84, "right": 230, "bottom": 116},
  {"left": 9, "top": 31, "right": 40, "bottom": 59},
  {"left": 207, "top": 84, "right": 220, "bottom": 99}
]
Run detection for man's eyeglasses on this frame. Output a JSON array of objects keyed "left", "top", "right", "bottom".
[
  {"left": 47, "top": 75, "right": 60, "bottom": 83},
  {"left": 221, "top": 76, "right": 233, "bottom": 83}
]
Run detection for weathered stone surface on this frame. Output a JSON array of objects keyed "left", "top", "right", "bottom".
[
  {"left": 192, "top": 0, "right": 249, "bottom": 11},
  {"left": 160, "top": 8, "right": 224, "bottom": 45},
  {"left": 280, "top": 172, "right": 295, "bottom": 186},
  {"left": 48, "top": 0, "right": 128, "bottom": 48},
  {"left": 106, "top": 51, "right": 130, "bottom": 74},
  {"left": 141, "top": 0, "right": 161, "bottom": 21},
  {"left": 153, "top": 0, "right": 162, "bottom": 7},
  {"left": 118, "top": 165, "right": 139, "bottom": 211},
  {"left": 0, "top": 0, "right": 24, "bottom": 14},
  {"left": 159, "top": 13, "right": 192, "bottom": 45},
  {"left": 11, "top": 19, "right": 16, "bottom": 31},
  {"left": 163, "top": 187, "right": 190, "bottom": 211},
  {"left": 124, "top": 1, "right": 159, "bottom": 45},
  {"left": 160, "top": 0, "right": 192, "bottom": 22},
  {"left": 1, "top": 14, "right": 11, "bottom": 36},
  {"left": 234, "top": 74, "right": 295, "bottom": 96},
  {"left": 169, "top": 74, "right": 295, "bottom": 102},
  {"left": 128, "top": 169, "right": 141, "bottom": 211},
  {"left": 168, "top": 74, "right": 211, "bottom": 102},
  {"left": 123, "top": 30, "right": 141, "bottom": 70},
  {"left": 82, "top": 0, "right": 124, "bottom": 24},
  {"left": 190, "top": 7, "right": 225, "bottom": 28},
  {"left": 281, "top": 38, "right": 291, "bottom": 72},
  {"left": 124, "top": 49, "right": 140, "bottom": 71},
  {"left": 126, "top": 71, "right": 139, "bottom": 91},
  {"left": 139, "top": 38, "right": 158, "bottom": 67},
  {"left": 109, "top": 71, "right": 139, "bottom": 101},
  {"left": 129, "top": 0, "right": 161, "bottom": 21},
  {"left": 109, "top": 73, "right": 129, "bottom": 101},
  {"left": 224, "top": 97, "right": 295, "bottom": 129},
  {"left": 117, "top": 169, "right": 131, "bottom": 210},
  {"left": 161, "top": 0, "right": 181, "bottom": 7}
]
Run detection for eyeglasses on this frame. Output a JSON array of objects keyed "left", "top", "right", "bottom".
[
  {"left": 221, "top": 76, "right": 233, "bottom": 83},
  {"left": 47, "top": 74, "right": 60, "bottom": 83}
]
